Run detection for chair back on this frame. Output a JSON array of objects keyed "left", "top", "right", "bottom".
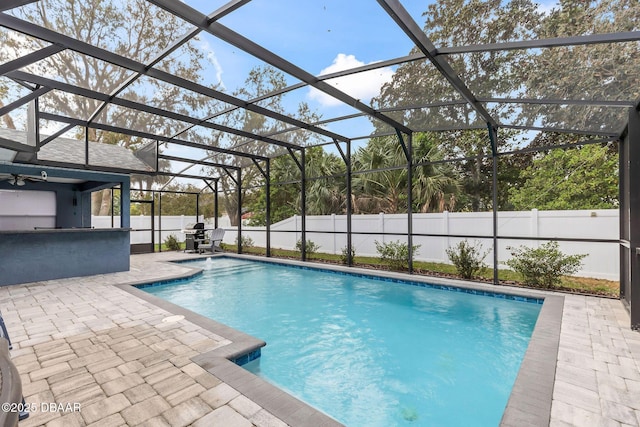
[{"left": 211, "top": 228, "right": 225, "bottom": 241}]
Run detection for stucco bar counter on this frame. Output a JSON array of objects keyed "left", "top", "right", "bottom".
[{"left": 0, "top": 228, "right": 130, "bottom": 286}]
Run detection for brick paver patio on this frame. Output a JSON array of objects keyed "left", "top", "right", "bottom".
[
  {"left": 550, "top": 296, "right": 640, "bottom": 426},
  {"left": 1, "top": 252, "right": 292, "bottom": 427},
  {"left": 1, "top": 252, "right": 639, "bottom": 426}
]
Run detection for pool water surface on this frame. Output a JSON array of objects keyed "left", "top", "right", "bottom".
[{"left": 143, "top": 257, "right": 541, "bottom": 426}]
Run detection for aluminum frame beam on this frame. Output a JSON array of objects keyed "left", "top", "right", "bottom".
[
  {"left": 0, "top": 12, "right": 349, "bottom": 144},
  {"left": 377, "top": 98, "right": 635, "bottom": 111},
  {"left": 439, "top": 31, "right": 640, "bottom": 55},
  {"left": 479, "top": 97, "right": 635, "bottom": 108},
  {"left": 109, "top": 97, "right": 302, "bottom": 151},
  {"left": 88, "top": 0, "right": 248, "bottom": 131},
  {"left": 203, "top": 27, "right": 637, "bottom": 129},
  {"left": 0, "top": 0, "right": 38, "bottom": 12},
  {"left": 194, "top": 29, "right": 639, "bottom": 127},
  {"left": 236, "top": 167, "right": 242, "bottom": 253},
  {"left": 345, "top": 141, "right": 353, "bottom": 266},
  {"left": 2, "top": 8, "right": 632, "bottom": 156},
  {"left": 33, "top": 53, "right": 622, "bottom": 148},
  {"left": 38, "top": 111, "right": 268, "bottom": 162},
  {"left": 501, "top": 124, "right": 620, "bottom": 138},
  {"left": 0, "top": 44, "right": 65, "bottom": 77},
  {"left": 146, "top": 0, "right": 413, "bottom": 136},
  {"left": 87, "top": 26, "right": 201, "bottom": 125},
  {"left": 300, "top": 148, "right": 306, "bottom": 261},
  {"left": 620, "top": 107, "right": 640, "bottom": 329},
  {"left": 0, "top": 85, "right": 49, "bottom": 117},
  {"left": 498, "top": 137, "right": 617, "bottom": 157},
  {"left": 39, "top": 122, "right": 74, "bottom": 147},
  {"left": 8, "top": 70, "right": 301, "bottom": 151},
  {"left": 155, "top": 171, "right": 217, "bottom": 181},
  {"left": 377, "top": 0, "right": 497, "bottom": 129},
  {"left": 214, "top": 179, "right": 219, "bottom": 228},
  {"left": 201, "top": 52, "right": 424, "bottom": 125},
  {"left": 488, "top": 124, "right": 499, "bottom": 284},
  {"left": 158, "top": 154, "right": 240, "bottom": 171},
  {"left": 266, "top": 158, "right": 271, "bottom": 257},
  {"left": 1, "top": 5, "right": 636, "bottom": 136},
  {"left": 396, "top": 131, "right": 414, "bottom": 273},
  {"left": 378, "top": 100, "right": 469, "bottom": 113},
  {"left": 207, "top": 0, "right": 252, "bottom": 22},
  {"left": 167, "top": 138, "right": 268, "bottom": 162},
  {"left": 12, "top": 157, "right": 159, "bottom": 176},
  {"left": 0, "top": 136, "right": 35, "bottom": 152}
]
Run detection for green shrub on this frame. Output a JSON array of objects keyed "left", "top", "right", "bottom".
[
  {"left": 295, "top": 239, "right": 320, "bottom": 256},
  {"left": 505, "top": 241, "right": 587, "bottom": 288},
  {"left": 375, "top": 240, "right": 420, "bottom": 270},
  {"left": 235, "top": 235, "right": 254, "bottom": 250},
  {"left": 164, "top": 234, "right": 181, "bottom": 251},
  {"left": 340, "top": 245, "right": 356, "bottom": 265},
  {"left": 446, "top": 240, "right": 489, "bottom": 279}
]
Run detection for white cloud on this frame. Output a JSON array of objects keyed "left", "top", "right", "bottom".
[
  {"left": 308, "top": 54, "right": 395, "bottom": 107},
  {"left": 197, "top": 39, "right": 225, "bottom": 91}
]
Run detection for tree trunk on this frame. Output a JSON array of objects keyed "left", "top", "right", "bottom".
[
  {"left": 220, "top": 180, "right": 238, "bottom": 227},
  {"left": 90, "top": 189, "right": 113, "bottom": 216},
  {"left": 389, "top": 191, "right": 399, "bottom": 214},
  {"left": 91, "top": 191, "right": 102, "bottom": 215},
  {"left": 98, "top": 189, "right": 112, "bottom": 215},
  {"left": 224, "top": 194, "right": 238, "bottom": 226},
  {"left": 0, "top": 101, "right": 16, "bottom": 129}
]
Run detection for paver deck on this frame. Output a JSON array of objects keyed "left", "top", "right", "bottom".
[{"left": 0, "top": 252, "right": 638, "bottom": 426}]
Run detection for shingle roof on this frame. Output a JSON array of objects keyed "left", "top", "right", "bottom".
[{"left": 0, "top": 128, "right": 154, "bottom": 172}]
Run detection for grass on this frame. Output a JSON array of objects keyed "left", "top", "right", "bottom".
[
  {"left": 221, "top": 244, "right": 620, "bottom": 298},
  {"left": 155, "top": 242, "right": 186, "bottom": 251}
]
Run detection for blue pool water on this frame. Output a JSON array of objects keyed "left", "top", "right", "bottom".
[{"left": 143, "top": 258, "right": 541, "bottom": 427}]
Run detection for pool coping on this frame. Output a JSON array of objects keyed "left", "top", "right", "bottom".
[{"left": 119, "top": 253, "right": 562, "bottom": 427}]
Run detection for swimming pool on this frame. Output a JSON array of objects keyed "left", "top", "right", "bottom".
[{"left": 143, "top": 257, "right": 541, "bottom": 426}]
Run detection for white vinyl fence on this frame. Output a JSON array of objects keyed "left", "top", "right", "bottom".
[
  {"left": 93, "top": 209, "right": 619, "bottom": 280},
  {"left": 92, "top": 214, "right": 204, "bottom": 245}
]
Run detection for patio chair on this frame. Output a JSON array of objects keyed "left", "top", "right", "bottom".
[
  {"left": 199, "top": 228, "right": 225, "bottom": 253},
  {"left": 0, "top": 311, "right": 29, "bottom": 423},
  {"left": 0, "top": 310, "right": 12, "bottom": 350}
]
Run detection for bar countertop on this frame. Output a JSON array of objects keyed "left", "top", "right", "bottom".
[{"left": 0, "top": 228, "right": 131, "bottom": 234}]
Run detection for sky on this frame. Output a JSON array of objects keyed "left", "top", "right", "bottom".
[
  {"left": 172, "top": 0, "right": 560, "bottom": 142},
  {"left": 138, "top": 0, "right": 440, "bottom": 174},
  {"left": 175, "top": 0, "right": 433, "bottom": 139}
]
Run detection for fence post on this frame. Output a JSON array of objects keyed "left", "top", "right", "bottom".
[
  {"left": 531, "top": 209, "right": 539, "bottom": 247},
  {"left": 379, "top": 212, "right": 385, "bottom": 244},
  {"left": 332, "top": 213, "right": 336, "bottom": 254},
  {"left": 294, "top": 215, "right": 298, "bottom": 249},
  {"left": 443, "top": 210, "right": 449, "bottom": 263}
]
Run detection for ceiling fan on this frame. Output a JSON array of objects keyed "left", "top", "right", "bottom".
[{"left": 0, "top": 171, "right": 48, "bottom": 186}]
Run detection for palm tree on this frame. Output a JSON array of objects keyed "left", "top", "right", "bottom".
[
  {"left": 411, "top": 133, "right": 459, "bottom": 212},
  {"left": 352, "top": 134, "right": 458, "bottom": 214},
  {"left": 304, "top": 148, "right": 346, "bottom": 215}
]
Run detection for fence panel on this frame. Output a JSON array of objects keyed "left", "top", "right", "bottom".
[{"left": 94, "top": 209, "right": 619, "bottom": 280}]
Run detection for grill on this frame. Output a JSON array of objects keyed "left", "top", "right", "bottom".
[{"left": 184, "top": 222, "right": 205, "bottom": 252}]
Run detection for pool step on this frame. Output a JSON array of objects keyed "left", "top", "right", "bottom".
[{"left": 208, "top": 263, "right": 264, "bottom": 278}]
